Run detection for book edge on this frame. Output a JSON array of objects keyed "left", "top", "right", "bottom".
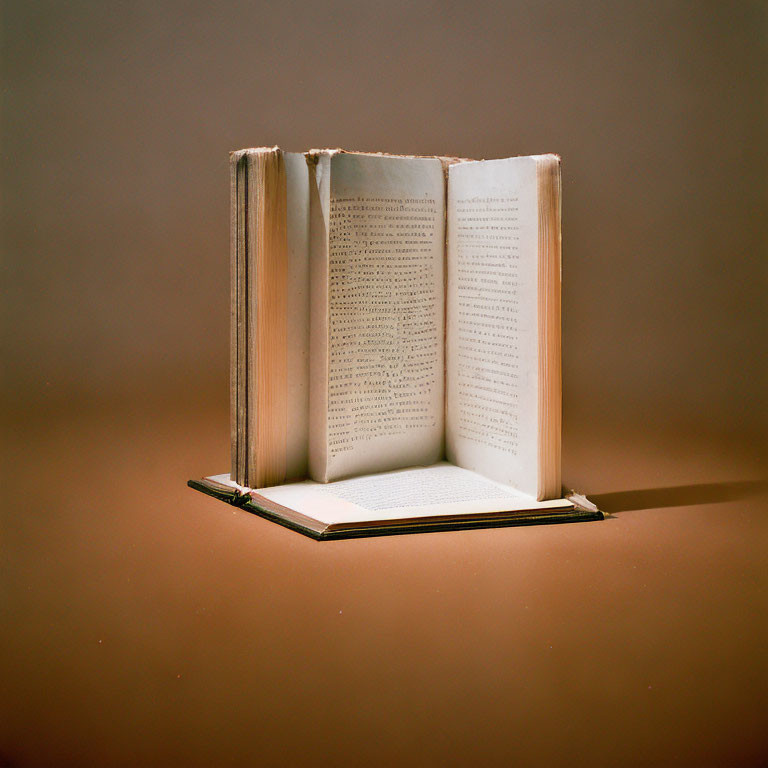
[{"left": 188, "top": 478, "right": 603, "bottom": 541}]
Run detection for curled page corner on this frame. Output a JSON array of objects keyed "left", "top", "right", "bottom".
[{"left": 564, "top": 490, "right": 604, "bottom": 516}]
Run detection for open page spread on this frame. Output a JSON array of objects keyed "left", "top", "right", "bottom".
[{"left": 232, "top": 148, "right": 561, "bottom": 503}]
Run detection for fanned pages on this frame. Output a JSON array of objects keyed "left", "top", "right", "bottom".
[
  {"left": 230, "top": 148, "right": 310, "bottom": 488},
  {"left": 226, "top": 147, "right": 571, "bottom": 531}
]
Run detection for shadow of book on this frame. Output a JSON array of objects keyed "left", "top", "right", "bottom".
[{"left": 591, "top": 480, "right": 768, "bottom": 514}]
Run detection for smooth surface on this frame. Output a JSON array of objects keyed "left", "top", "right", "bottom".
[{"left": 2, "top": 398, "right": 766, "bottom": 767}]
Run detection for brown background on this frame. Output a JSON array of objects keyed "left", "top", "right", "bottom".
[{"left": 2, "top": 1, "right": 767, "bottom": 766}]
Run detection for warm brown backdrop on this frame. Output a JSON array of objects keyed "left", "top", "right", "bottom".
[{"left": 2, "top": 1, "right": 767, "bottom": 766}]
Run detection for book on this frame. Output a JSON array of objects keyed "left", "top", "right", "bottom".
[{"left": 189, "top": 146, "right": 603, "bottom": 539}]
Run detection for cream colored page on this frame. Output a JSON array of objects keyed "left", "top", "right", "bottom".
[
  {"left": 283, "top": 152, "right": 310, "bottom": 479},
  {"left": 250, "top": 464, "right": 570, "bottom": 525},
  {"left": 307, "top": 151, "right": 332, "bottom": 481},
  {"left": 311, "top": 153, "right": 445, "bottom": 481},
  {"left": 446, "top": 157, "right": 540, "bottom": 496}
]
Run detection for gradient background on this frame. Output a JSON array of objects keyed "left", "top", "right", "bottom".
[{"left": 2, "top": 1, "right": 767, "bottom": 766}]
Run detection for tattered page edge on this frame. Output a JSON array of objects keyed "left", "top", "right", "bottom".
[{"left": 564, "top": 489, "right": 606, "bottom": 518}]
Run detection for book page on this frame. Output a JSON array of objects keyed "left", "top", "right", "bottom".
[
  {"left": 283, "top": 152, "right": 310, "bottom": 480},
  {"left": 309, "top": 153, "right": 446, "bottom": 482},
  {"left": 446, "top": 157, "right": 540, "bottom": 497},
  {"left": 251, "top": 463, "right": 571, "bottom": 525}
]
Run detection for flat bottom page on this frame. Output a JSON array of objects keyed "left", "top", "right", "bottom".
[{"left": 210, "top": 463, "right": 571, "bottom": 526}]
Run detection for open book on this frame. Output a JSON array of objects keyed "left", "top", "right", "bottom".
[{"left": 189, "top": 147, "right": 602, "bottom": 539}]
